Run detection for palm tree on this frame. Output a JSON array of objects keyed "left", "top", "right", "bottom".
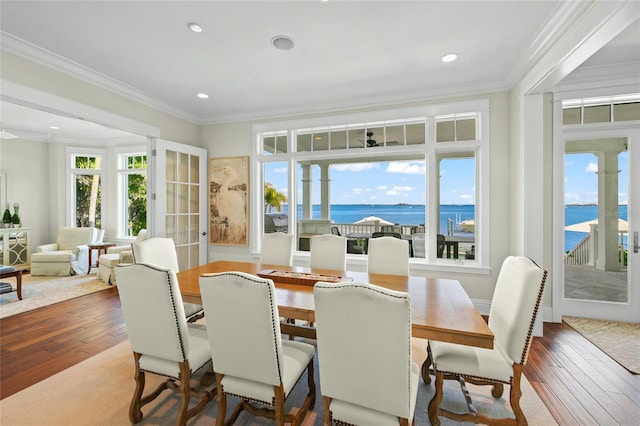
[{"left": 264, "top": 183, "right": 287, "bottom": 212}]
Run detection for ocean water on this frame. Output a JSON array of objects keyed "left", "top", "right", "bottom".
[{"left": 278, "top": 204, "right": 628, "bottom": 252}]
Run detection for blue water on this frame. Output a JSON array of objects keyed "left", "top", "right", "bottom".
[{"left": 278, "top": 204, "right": 628, "bottom": 252}]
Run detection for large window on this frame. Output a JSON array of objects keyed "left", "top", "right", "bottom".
[
  {"left": 254, "top": 100, "right": 489, "bottom": 270},
  {"left": 69, "top": 151, "right": 103, "bottom": 228},
  {"left": 118, "top": 152, "right": 147, "bottom": 236}
]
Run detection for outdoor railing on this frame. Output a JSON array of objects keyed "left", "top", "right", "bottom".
[{"left": 565, "top": 234, "right": 590, "bottom": 266}]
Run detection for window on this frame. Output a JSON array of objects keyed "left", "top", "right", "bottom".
[
  {"left": 69, "top": 150, "right": 104, "bottom": 228},
  {"left": 253, "top": 100, "right": 489, "bottom": 270},
  {"left": 562, "top": 94, "right": 640, "bottom": 125},
  {"left": 118, "top": 152, "right": 147, "bottom": 237}
]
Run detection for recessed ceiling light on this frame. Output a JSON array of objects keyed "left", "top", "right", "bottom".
[
  {"left": 271, "top": 35, "right": 295, "bottom": 51},
  {"left": 197, "top": 93, "right": 209, "bottom": 99},
  {"left": 188, "top": 22, "right": 204, "bottom": 33},
  {"left": 441, "top": 53, "right": 458, "bottom": 63},
  {"left": 49, "top": 126, "right": 60, "bottom": 130}
]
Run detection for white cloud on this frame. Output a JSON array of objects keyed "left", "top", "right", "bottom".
[
  {"left": 352, "top": 187, "right": 364, "bottom": 195},
  {"left": 274, "top": 167, "right": 287, "bottom": 173},
  {"left": 376, "top": 185, "right": 388, "bottom": 190},
  {"left": 386, "top": 190, "right": 398, "bottom": 195},
  {"left": 585, "top": 162, "right": 598, "bottom": 173},
  {"left": 386, "top": 161, "right": 425, "bottom": 175},
  {"left": 333, "top": 163, "right": 379, "bottom": 172},
  {"left": 392, "top": 185, "right": 413, "bottom": 192},
  {"left": 459, "top": 194, "right": 473, "bottom": 201}
]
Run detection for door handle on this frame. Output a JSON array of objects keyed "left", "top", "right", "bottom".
[{"left": 634, "top": 231, "right": 639, "bottom": 254}]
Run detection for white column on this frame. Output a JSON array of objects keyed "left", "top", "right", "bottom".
[
  {"left": 596, "top": 151, "right": 620, "bottom": 271},
  {"left": 301, "top": 163, "right": 312, "bottom": 219},
  {"left": 320, "top": 164, "right": 331, "bottom": 220}
]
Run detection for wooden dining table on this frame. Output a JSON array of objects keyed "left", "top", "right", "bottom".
[{"left": 176, "top": 260, "right": 493, "bottom": 350}]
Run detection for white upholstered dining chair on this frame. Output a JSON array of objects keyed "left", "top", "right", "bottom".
[
  {"left": 260, "top": 232, "right": 295, "bottom": 266},
  {"left": 199, "top": 271, "right": 316, "bottom": 425},
  {"left": 426, "top": 256, "right": 548, "bottom": 426},
  {"left": 314, "top": 281, "right": 419, "bottom": 425},
  {"left": 310, "top": 233, "right": 347, "bottom": 271},
  {"left": 131, "top": 237, "right": 204, "bottom": 322},
  {"left": 114, "top": 263, "right": 214, "bottom": 426},
  {"left": 367, "top": 236, "right": 410, "bottom": 276}
]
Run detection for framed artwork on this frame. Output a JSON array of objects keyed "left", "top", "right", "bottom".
[{"left": 209, "top": 156, "right": 249, "bottom": 246}]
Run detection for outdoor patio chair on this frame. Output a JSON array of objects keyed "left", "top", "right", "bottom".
[
  {"left": 199, "top": 271, "right": 316, "bottom": 425},
  {"left": 437, "top": 234, "right": 445, "bottom": 258},
  {"left": 426, "top": 256, "right": 548, "bottom": 425},
  {"left": 372, "top": 231, "right": 402, "bottom": 239},
  {"left": 314, "top": 281, "right": 419, "bottom": 425},
  {"left": 114, "top": 263, "right": 214, "bottom": 426},
  {"left": 412, "top": 233, "right": 426, "bottom": 258},
  {"left": 331, "top": 226, "right": 364, "bottom": 254}
]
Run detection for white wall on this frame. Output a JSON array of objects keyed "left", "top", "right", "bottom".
[{"left": 0, "top": 138, "right": 50, "bottom": 249}]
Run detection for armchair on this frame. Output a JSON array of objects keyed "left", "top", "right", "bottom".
[
  {"left": 97, "top": 229, "right": 147, "bottom": 284},
  {"left": 31, "top": 227, "right": 98, "bottom": 276}
]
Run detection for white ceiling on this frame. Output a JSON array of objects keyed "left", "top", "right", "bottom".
[{"left": 0, "top": 1, "right": 638, "bottom": 142}]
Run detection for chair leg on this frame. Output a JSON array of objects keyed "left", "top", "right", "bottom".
[
  {"left": 274, "top": 385, "right": 286, "bottom": 425},
  {"left": 422, "top": 343, "right": 433, "bottom": 384},
  {"left": 427, "top": 371, "right": 444, "bottom": 426},
  {"left": 510, "top": 365, "right": 526, "bottom": 425},
  {"left": 129, "top": 353, "right": 145, "bottom": 424},
  {"left": 176, "top": 362, "right": 192, "bottom": 426},
  {"left": 215, "top": 374, "right": 227, "bottom": 426}
]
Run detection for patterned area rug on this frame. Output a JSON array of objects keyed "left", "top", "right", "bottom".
[
  {"left": 564, "top": 316, "right": 640, "bottom": 374},
  {"left": 0, "top": 339, "right": 557, "bottom": 425},
  {"left": 0, "top": 273, "right": 111, "bottom": 319}
]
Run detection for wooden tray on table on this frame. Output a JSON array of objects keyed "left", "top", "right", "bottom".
[{"left": 257, "top": 269, "right": 345, "bottom": 286}]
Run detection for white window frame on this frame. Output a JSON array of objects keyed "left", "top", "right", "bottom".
[
  {"left": 66, "top": 147, "right": 105, "bottom": 227},
  {"left": 116, "top": 148, "right": 147, "bottom": 237},
  {"left": 252, "top": 99, "right": 490, "bottom": 274}
]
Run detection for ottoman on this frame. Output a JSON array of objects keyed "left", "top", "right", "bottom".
[{"left": 97, "top": 253, "right": 121, "bottom": 284}]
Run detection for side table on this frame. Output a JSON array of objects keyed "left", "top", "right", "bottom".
[
  {"left": 87, "top": 242, "right": 116, "bottom": 274},
  {"left": 0, "top": 266, "right": 23, "bottom": 300}
]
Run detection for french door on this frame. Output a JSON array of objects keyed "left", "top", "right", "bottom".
[
  {"left": 562, "top": 126, "right": 639, "bottom": 323},
  {"left": 150, "top": 139, "right": 208, "bottom": 270}
]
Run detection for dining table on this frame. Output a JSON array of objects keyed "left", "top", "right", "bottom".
[{"left": 176, "top": 260, "right": 493, "bottom": 350}]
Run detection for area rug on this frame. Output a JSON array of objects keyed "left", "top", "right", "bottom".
[
  {"left": 564, "top": 316, "right": 640, "bottom": 374},
  {"left": 0, "top": 273, "right": 111, "bottom": 319},
  {"left": 0, "top": 339, "right": 557, "bottom": 425}
]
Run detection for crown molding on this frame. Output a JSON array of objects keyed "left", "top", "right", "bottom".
[
  {"left": 1, "top": 32, "right": 199, "bottom": 125},
  {"left": 518, "top": 0, "right": 640, "bottom": 95}
]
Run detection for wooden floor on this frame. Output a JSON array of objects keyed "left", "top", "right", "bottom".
[{"left": 1, "top": 287, "right": 639, "bottom": 425}]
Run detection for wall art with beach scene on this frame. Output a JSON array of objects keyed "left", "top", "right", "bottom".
[{"left": 209, "top": 156, "right": 248, "bottom": 246}]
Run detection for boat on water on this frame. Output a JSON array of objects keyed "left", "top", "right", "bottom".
[{"left": 458, "top": 219, "right": 475, "bottom": 233}]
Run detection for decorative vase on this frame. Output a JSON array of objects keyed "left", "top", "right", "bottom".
[{"left": 11, "top": 203, "right": 20, "bottom": 227}]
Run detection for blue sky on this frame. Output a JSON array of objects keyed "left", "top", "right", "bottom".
[
  {"left": 265, "top": 152, "right": 628, "bottom": 206},
  {"left": 565, "top": 152, "right": 628, "bottom": 205}
]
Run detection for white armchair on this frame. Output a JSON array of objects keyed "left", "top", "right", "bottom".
[
  {"left": 31, "top": 227, "right": 98, "bottom": 276},
  {"left": 97, "top": 229, "right": 147, "bottom": 284}
]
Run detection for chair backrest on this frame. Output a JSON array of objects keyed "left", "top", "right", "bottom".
[
  {"left": 131, "top": 237, "right": 179, "bottom": 272},
  {"left": 199, "top": 272, "right": 284, "bottom": 386},
  {"left": 436, "top": 234, "right": 445, "bottom": 258},
  {"left": 330, "top": 226, "right": 341, "bottom": 236},
  {"left": 412, "top": 233, "right": 426, "bottom": 258},
  {"left": 314, "top": 281, "right": 413, "bottom": 419},
  {"left": 367, "top": 236, "right": 409, "bottom": 275},
  {"left": 260, "top": 232, "right": 294, "bottom": 266},
  {"left": 115, "top": 263, "right": 189, "bottom": 363},
  {"left": 56, "top": 227, "right": 96, "bottom": 250},
  {"left": 372, "top": 231, "right": 401, "bottom": 239},
  {"left": 310, "top": 234, "right": 347, "bottom": 270},
  {"left": 488, "top": 256, "right": 547, "bottom": 365},
  {"left": 135, "top": 229, "right": 148, "bottom": 242}
]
